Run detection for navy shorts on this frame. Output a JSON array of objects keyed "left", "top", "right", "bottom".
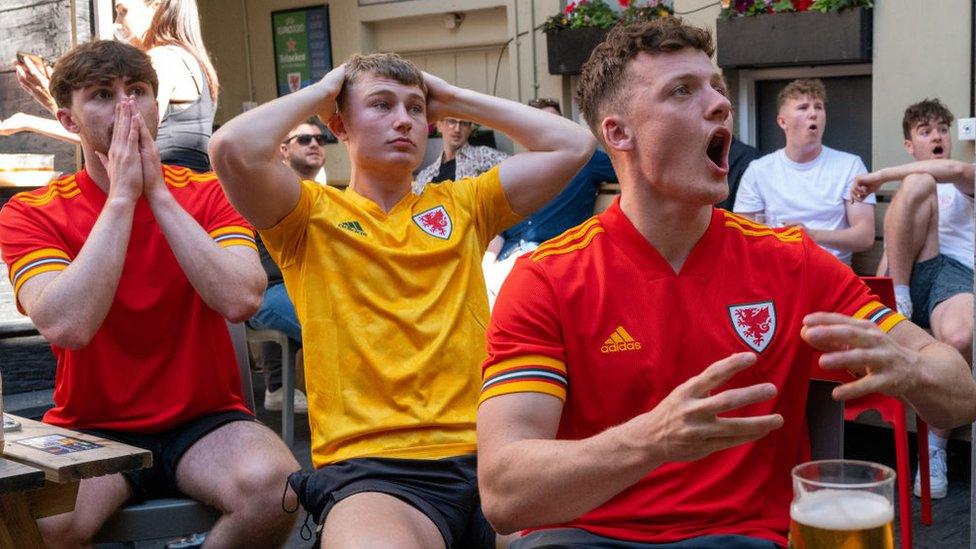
[
  {"left": 910, "top": 254, "right": 973, "bottom": 328},
  {"left": 83, "top": 409, "right": 256, "bottom": 503},
  {"left": 511, "top": 529, "right": 779, "bottom": 549},
  {"left": 287, "top": 454, "right": 494, "bottom": 548}
]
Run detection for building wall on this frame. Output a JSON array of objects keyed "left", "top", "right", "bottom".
[
  {"left": 0, "top": 0, "right": 92, "bottom": 173},
  {"left": 873, "top": 0, "right": 974, "bottom": 167}
]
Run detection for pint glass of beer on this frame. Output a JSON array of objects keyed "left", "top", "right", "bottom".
[{"left": 789, "top": 459, "right": 895, "bottom": 549}]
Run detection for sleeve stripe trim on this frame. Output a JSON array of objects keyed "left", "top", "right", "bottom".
[
  {"left": 13, "top": 263, "right": 68, "bottom": 294},
  {"left": 12, "top": 258, "right": 70, "bottom": 286},
  {"left": 210, "top": 225, "right": 256, "bottom": 238},
  {"left": 216, "top": 238, "right": 258, "bottom": 250},
  {"left": 483, "top": 355, "right": 566, "bottom": 378},
  {"left": 479, "top": 380, "right": 567, "bottom": 405},
  {"left": 482, "top": 370, "right": 568, "bottom": 392},
  {"left": 853, "top": 301, "right": 908, "bottom": 333},
  {"left": 9, "top": 248, "right": 71, "bottom": 274}
]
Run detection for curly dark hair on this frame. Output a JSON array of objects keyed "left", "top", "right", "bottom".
[
  {"left": 902, "top": 98, "right": 954, "bottom": 139},
  {"left": 576, "top": 17, "right": 713, "bottom": 142}
]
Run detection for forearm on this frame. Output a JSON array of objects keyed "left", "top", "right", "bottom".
[
  {"left": 885, "top": 160, "right": 974, "bottom": 189},
  {"left": 212, "top": 83, "right": 335, "bottom": 172},
  {"left": 28, "top": 199, "right": 136, "bottom": 348},
  {"left": 903, "top": 342, "right": 976, "bottom": 429},
  {"left": 446, "top": 89, "right": 590, "bottom": 156},
  {"left": 7, "top": 114, "right": 80, "bottom": 144},
  {"left": 806, "top": 225, "right": 874, "bottom": 252},
  {"left": 481, "top": 421, "right": 658, "bottom": 534},
  {"left": 148, "top": 191, "right": 265, "bottom": 321}
]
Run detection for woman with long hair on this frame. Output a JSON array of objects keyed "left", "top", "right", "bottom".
[{"left": 3, "top": 0, "right": 219, "bottom": 172}]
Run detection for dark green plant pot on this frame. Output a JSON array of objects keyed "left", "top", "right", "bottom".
[{"left": 545, "top": 26, "right": 610, "bottom": 75}]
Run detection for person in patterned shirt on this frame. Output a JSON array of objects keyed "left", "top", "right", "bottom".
[{"left": 414, "top": 117, "right": 509, "bottom": 189}]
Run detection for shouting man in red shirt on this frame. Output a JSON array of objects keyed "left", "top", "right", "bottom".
[{"left": 476, "top": 18, "right": 976, "bottom": 549}]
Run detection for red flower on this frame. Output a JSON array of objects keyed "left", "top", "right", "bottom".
[
  {"left": 792, "top": 0, "right": 813, "bottom": 10},
  {"left": 618, "top": 0, "right": 631, "bottom": 7},
  {"left": 565, "top": 1, "right": 577, "bottom": 13}
]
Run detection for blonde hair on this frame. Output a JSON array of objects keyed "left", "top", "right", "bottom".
[
  {"left": 141, "top": 0, "right": 219, "bottom": 103},
  {"left": 338, "top": 53, "right": 426, "bottom": 109},
  {"left": 777, "top": 79, "right": 826, "bottom": 111}
]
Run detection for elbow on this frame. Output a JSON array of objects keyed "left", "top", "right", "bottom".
[
  {"left": 38, "top": 322, "right": 94, "bottom": 350},
  {"left": 855, "top": 233, "right": 876, "bottom": 252},
  {"left": 480, "top": 493, "right": 522, "bottom": 536},
  {"left": 221, "top": 293, "right": 263, "bottom": 324}
]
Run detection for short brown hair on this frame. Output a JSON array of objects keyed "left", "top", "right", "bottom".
[
  {"left": 528, "top": 97, "right": 562, "bottom": 114},
  {"left": 576, "top": 18, "right": 714, "bottom": 140},
  {"left": 49, "top": 40, "right": 159, "bottom": 109},
  {"left": 776, "top": 79, "right": 826, "bottom": 111},
  {"left": 338, "top": 53, "right": 427, "bottom": 110},
  {"left": 902, "top": 98, "right": 954, "bottom": 139}
]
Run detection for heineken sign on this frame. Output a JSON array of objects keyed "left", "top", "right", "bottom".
[{"left": 272, "top": 6, "right": 333, "bottom": 97}]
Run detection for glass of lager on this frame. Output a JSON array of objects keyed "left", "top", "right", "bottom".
[{"left": 789, "top": 459, "right": 895, "bottom": 549}]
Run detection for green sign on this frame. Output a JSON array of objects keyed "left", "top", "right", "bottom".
[{"left": 272, "top": 6, "right": 332, "bottom": 96}]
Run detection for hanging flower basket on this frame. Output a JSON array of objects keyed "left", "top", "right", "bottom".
[
  {"left": 545, "top": 27, "right": 611, "bottom": 75},
  {"left": 716, "top": 7, "right": 872, "bottom": 69}
]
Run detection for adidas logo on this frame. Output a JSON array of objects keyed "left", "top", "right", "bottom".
[
  {"left": 601, "top": 325, "right": 642, "bottom": 353},
  {"left": 338, "top": 220, "right": 367, "bottom": 236}
]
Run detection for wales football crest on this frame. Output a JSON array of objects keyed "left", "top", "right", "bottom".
[
  {"left": 413, "top": 206, "right": 453, "bottom": 240},
  {"left": 729, "top": 301, "right": 776, "bottom": 353}
]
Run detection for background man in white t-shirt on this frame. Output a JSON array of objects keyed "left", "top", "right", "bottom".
[
  {"left": 733, "top": 78, "right": 875, "bottom": 265},
  {"left": 851, "top": 98, "right": 975, "bottom": 500}
]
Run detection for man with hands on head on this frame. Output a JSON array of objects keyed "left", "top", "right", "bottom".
[
  {"left": 210, "top": 53, "right": 594, "bottom": 548},
  {"left": 476, "top": 18, "right": 976, "bottom": 549},
  {"left": 0, "top": 40, "right": 299, "bottom": 548}
]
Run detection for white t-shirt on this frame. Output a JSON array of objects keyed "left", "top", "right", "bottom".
[
  {"left": 937, "top": 184, "right": 974, "bottom": 268},
  {"left": 733, "top": 146, "right": 873, "bottom": 264}
]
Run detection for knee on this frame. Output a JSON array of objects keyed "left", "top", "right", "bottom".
[
  {"left": 939, "top": 324, "right": 973, "bottom": 356},
  {"left": 897, "top": 173, "right": 937, "bottom": 202},
  {"left": 229, "top": 458, "right": 300, "bottom": 519},
  {"left": 39, "top": 515, "right": 95, "bottom": 549}
]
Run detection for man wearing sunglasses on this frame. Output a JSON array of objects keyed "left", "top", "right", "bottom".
[
  {"left": 414, "top": 117, "right": 509, "bottom": 189},
  {"left": 281, "top": 118, "right": 329, "bottom": 184}
]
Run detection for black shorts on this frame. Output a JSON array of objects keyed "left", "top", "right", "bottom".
[
  {"left": 511, "top": 529, "right": 778, "bottom": 549},
  {"left": 910, "top": 254, "right": 973, "bottom": 328},
  {"left": 82, "top": 409, "right": 256, "bottom": 503},
  {"left": 288, "top": 454, "right": 494, "bottom": 548}
]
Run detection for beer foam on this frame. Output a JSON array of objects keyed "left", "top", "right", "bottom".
[{"left": 791, "top": 489, "right": 893, "bottom": 531}]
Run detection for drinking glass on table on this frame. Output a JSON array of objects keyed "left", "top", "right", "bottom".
[{"left": 789, "top": 460, "right": 895, "bottom": 549}]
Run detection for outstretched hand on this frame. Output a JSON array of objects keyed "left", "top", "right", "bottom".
[
  {"left": 635, "top": 352, "right": 784, "bottom": 463},
  {"left": 850, "top": 171, "right": 890, "bottom": 203},
  {"left": 14, "top": 58, "right": 56, "bottom": 115},
  {"left": 802, "top": 312, "right": 918, "bottom": 401}
]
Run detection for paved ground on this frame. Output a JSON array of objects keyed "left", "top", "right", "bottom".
[{"left": 2, "top": 335, "right": 971, "bottom": 548}]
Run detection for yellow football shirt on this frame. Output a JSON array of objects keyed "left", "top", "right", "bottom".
[{"left": 260, "top": 166, "right": 521, "bottom": 468}]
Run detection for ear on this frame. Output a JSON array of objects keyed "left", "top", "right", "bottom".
[
  {"left": 601, "top": 115, "right": 633, "bottom": 153},
  {"left": 776, "top": 114, "right": 787, "bottom": 131},
  {"left": 279, "top": 142, "right": 289, "bottom": 160},
  {"left": 328, "top": 113, "right": 349, "bottom": 143},
  {"left": 55, "top": 107, "right": 81, "bottom": 135},
  {"left": 903, "top": 138, "right": 915, "bottom": 157}
]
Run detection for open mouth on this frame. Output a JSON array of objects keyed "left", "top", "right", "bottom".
[
  {"left": 808, "top": 124, "right": 818, "bottom": 131},
  {"left": 706, "top": 128, "right": 731, "bottom": 172},
  {"left": 933, "top": 145, "right": 945, "bottom": 156}
]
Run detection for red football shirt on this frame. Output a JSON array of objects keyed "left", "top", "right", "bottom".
[
  {"left": 481, "top": 201, "right": 905, "bottom": 546},
  {"left": 0, "top": 167, "right": 256, "bottom": 433}
]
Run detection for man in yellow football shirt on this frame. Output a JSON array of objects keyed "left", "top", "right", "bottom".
[{"left": 210, "top": 54, "right": 595, "bottom": 547}]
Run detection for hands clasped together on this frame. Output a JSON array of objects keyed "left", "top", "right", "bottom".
[{"left": 94, "top": 96, "right": 166, "bottom": 203}]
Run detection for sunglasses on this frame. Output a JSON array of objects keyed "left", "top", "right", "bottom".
[
  {"left": 442, "top": 119, "right": 473, "bottom": 129},
  {"left": 284, "top": 134, "right": 328, "bottom": 146}
]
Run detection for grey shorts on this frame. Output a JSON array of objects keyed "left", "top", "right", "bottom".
[
  {"left": 910, "top": 254, "right": 973, "bottom": 328},
  {"left": 511, "top": 529, "right": 778, "bottom": 549}
]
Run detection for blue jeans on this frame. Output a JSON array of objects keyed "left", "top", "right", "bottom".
[{"left": 248, "top": 283, "right": 301, "bottom": 390}]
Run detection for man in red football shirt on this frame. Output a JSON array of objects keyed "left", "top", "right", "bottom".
[
  {"left": 0, "top": 40, "right": 298, "bottom": 546},
  {"left": 476, "top": 18, "right": 976, "bottom": 548}
]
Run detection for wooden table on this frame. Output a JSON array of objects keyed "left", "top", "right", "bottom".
[{"left": 0, "top": 415, "right": 152, "bottom": 548}]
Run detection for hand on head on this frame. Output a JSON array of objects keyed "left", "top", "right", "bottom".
[
  {"left": 422, "top": 71, "right": 457, "bottom": 124},
  {"left": 802, "top": 312, "right": 917, "bottom": 401},
  {"left": 637, "top": 352, "right": 783, "bottom": 463}
]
